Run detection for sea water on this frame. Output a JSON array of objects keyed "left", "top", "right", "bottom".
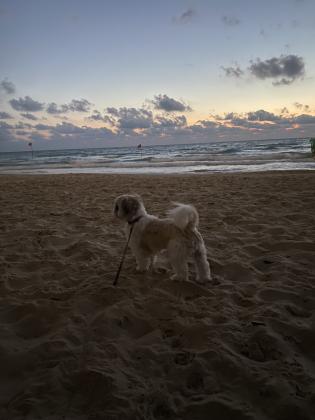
[{"left": 0, "top": 138, "right": 314, "bottom": 174}]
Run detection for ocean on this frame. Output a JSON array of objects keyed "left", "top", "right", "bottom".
[{"left": 0, "top": 138, "right": 314, "bottom": 174}]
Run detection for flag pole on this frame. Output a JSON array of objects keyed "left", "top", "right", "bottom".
[
  {"left": 28, "top": 142, "right": 34, "bottom": 159},
  {"left": 137, "top": 143, "right": 142, "bottom": 158}
]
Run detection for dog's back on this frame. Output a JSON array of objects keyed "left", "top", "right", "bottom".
[{"left": 139, "top": 217, "right": 181, "bottom": 253}]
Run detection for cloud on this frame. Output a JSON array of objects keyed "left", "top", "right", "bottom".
[
  {"left": 10, "top": 96, "right": 44, "bottom": 112},
  {"left": 154, "top": 115, "right": 187, "bottom": 128},
  {"left": 249, "top": 54, "right": 305, "bottom": 85},
  {"left": 0, "top": 78, "right": 16, "bottom": 95},
  {"left": 34, "top": 124, "right": 53, "bottom": 130},
  {"left": 86, "top": 110, "right": 116, "bottom": 126},
  {"left": 293, "top": 102, "right": 309, "bottom": 112},
  {"left": 46, "top": 102, "right": 69, "bottom": 114},
  {"left": 293, "top": 114, "right": 315, "bottom": 124},
  {"left": 52, "top": 122, "right": 87, "bottom": 135},
  {"left": 247, "top": 109, "right": 280, "bottom": 122},
  {"left": 0, "top": 121, "right": 15, "bottom": 144},
  {"left": 106, "top": 107, "right": 120, "bottom": 117},
  {"left": 68, "top": 99, "right": 91, "bottom": 112},
  {"left": 15, "top": 121, "right": 32, "bottom": 129},
  {"left": 210, "top": 108, "right": 315, "bottom": 137},
  {"left": 221, "top": 109, "right": 293, "bottom": 129},
  {"left": 20, "top": 113, "right": 38, "bottom": 121},
  {"left": 112, "top": 107, "right": 153, "bottom": 130},
  {"left": 0, "top": 111, "right": 12, "bottom": 119},
  {"left": 3, "top": 97, "right": 315, "bottom": 151},
  {"left": 221, "top": 65, "right": 244, "bottom": 78},
  {"left": 152, "top": 94, "right": 192, "bottom": 112},
  {"left": 46, "top": 98, "right": 91, "bottom": 114},
  {"left": 28, "top": 123, "right": 115, "bottom": 149},
  {"left": 222, "top": 15, "right": 240, "bottom": 26},
  {"left": 101, "top": 106, "right": 190, "bottom": 136},
  {"left": 173, "top": 8, "right": 196, "bottom": 24},
  {"left": 0, "top": 121, "right": 13, "bottom": 129},
  {"left": 87, "top": 110, "right": 104, "bottom": 121}
]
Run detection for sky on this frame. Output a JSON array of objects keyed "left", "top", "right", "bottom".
[{"left": 1, "top": 0, "right": 315, "bottom": 151}]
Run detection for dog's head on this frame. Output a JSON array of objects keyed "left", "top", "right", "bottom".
[{"left": 113, "top": 194, "right": 145, "bottom": 223}]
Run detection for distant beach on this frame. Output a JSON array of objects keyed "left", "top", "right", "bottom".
[{"left": 0, "top": 138, "right": 314, "bottom": 174}]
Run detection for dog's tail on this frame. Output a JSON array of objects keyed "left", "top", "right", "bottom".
[{"left": 166, "top": 203, "right": 199, "bottom": 231}]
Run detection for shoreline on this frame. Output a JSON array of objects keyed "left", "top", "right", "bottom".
[
  {"left": 0, "top": 168, "right": 315, "bottom": 177},
  {"left": 1, "top": 138, "right": 314, "bottom": 176},
  {"left": 1, "top": 165, "right": 315, "bottom": 175}
]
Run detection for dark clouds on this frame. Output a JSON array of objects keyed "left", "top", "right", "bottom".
[
  {"left": 0, "top": 79, "right": 16, "bottom": 95},
  {"left": 221, "top": 65, "right": 243, "bottom": 78},
  {"left": 0, "top": 121, "right": 14, "bottom": 143},
  {"left": 173, "top": 8, "right": 196, "bottom": 24},
  {"left": 221, "top": 15, "right": 240, "bottom": 26},
  {"left": 154, "top": 115, "right": 187, "bottom": 128},
  {"left": 220, "top": 109, "right": 315, "bottom": 133},
  {"left": 1, "top": 82, "right": 315, "bottom": 150},
  {"left": 28, "top": 122, "right": 115, "bottom": 149},
  {"left": 249, "top": 54, "right": 305, "bottom": 85},
  {"left": 45, "top": 108, "right": 315, "bottom": 141},
  {"left": 104, "top": 107, "right": 153, "bottom": 131},
  {"left": 293, "top": 114, "right": 315, "bottom": 124},
  {"left": 2, "top": 105, "right": 315, "bottom": 151},
  {"left": 46, "top": 99, "right": 91, "bottom": 114},
  {"left": 294, "top": 102, "right": 309, "bottom": 111},
  {"left": 152, "top": 94, "right": 192, "bottom": 112},
  {"left": 35, "top": 123, "right": 53, "bottom": 130},
  {"left": 101, "top": 103, "right": 191, "bottom": 135},
  {"left": 222, "top": 54, "right": 305, "bottom": 86},
  {"left": 247, "top": 109, "right": 280, "bottom": 122},
  {"left": 10, "top": 96, "right": 44, "bottom": 112},
  {"left": 87, "top": 110, "right": 104, "bottom": 121},
  {"left": 46, "top": 102, "right": 69, "bottom": 114},
  {"left": 0, "top": 111, "right": 12, "bottom": 119},
  {"left": 20, "top": 113, "right": 38, "bottom": 121},
  {"left": 68, "top": 99, "right": 91, "bottom": 112},
  {"left": 15, "top": 121, "right": 32, "bottom": 129},
  {"left": 52, "top": 122, "right": 87, "bottom": 135},
  {"left": 2, "top": 92, "right": 194, "bottom": 148}
]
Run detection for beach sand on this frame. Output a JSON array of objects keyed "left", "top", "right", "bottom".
[{"left": 0, "top": 172, "right": 315, "bottom": 420}]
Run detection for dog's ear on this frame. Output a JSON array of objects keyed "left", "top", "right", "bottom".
[{"left": 121, "top": 196, "right": 141, "bottom": 219}]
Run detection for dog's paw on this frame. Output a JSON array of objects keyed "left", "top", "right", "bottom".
[
  {"left": 198, "top": 276, "right": 220, "bottom": 285},
  {"left": 170, "top": 274, "right": 188, "bottom": 282},
  {"left": 195, "top": 276, "right": 215, "bottom": 285}
]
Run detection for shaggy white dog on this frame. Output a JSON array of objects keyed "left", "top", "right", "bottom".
[{"left": 113, "top": 194, "right": 211, "bottom": 282}]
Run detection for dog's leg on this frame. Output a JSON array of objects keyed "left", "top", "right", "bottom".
[
  {"left": 168, "top": 241, "right": 188, "bottom": 281},
  {"left": 150, "top": 254, "right": 156, "bottom": 268},
  {"left": 170, "top": 263, "right": 188, "bottom": 281},
  {"left": 149, "top": 254, "right": 157, "bottom": 271},
  {"left": 134, "top": 250, "right": 151, "bottom": 272},
  {"left": 193, "top": 232, "right": 211, "bottom": 282}
]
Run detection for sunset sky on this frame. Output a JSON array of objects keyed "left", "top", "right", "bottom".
[{"left": 1, "top": 0, "right": 315, "bottom": 151}]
